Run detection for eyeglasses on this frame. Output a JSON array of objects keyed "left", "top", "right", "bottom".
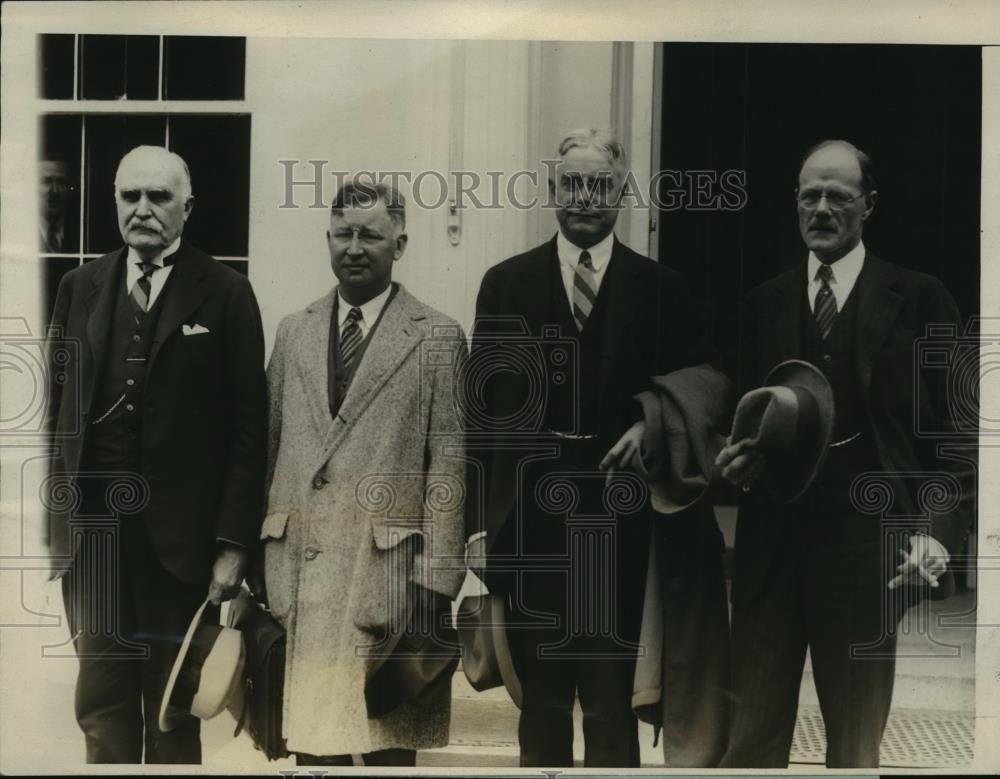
[
  {"left": 557, "top": 174, "right": 618, "bottom": 199},
  {"left": 796, "top": 189, "right": 867, "bottom": 210}
]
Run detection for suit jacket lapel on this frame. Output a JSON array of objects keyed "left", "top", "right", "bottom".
[
  {"left": 83, "top": 250, "right": 124, "bottom": 410},
  {"left": 520, "top": 237, "right": 558, "bottom": 337},
  {"left": 148, "top": 241, "right": 212, "bottom": 372},
  {"left": 599, "top": 238, "right": 641, "bottom": 405},
  {"left": 762, "top": 265, "right": 805, "bottom": 375},
  {"left": 853, "top": 252, "right": 902, "bottom": 394}
]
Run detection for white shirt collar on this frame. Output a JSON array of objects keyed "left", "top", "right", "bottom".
[
  {"left": 126, "top": 236, "right": 182, "bottom": 268},
  {"left": 557, "top": 229, "right": 615, "bottom": 272},
  {"left": 807, "top": 239, "right": 866, "bottom": 309},
  {"left": 337, "top": 283, "right": 393, "bottom": 331}
]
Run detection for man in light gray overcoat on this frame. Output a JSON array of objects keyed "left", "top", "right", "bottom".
[{"left": 260, "top": 181, "right": 468, "bottom": 767}]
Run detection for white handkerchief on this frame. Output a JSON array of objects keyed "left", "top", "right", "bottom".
[{"left": 182, "top": 324, "right": 210, "bottom": 336}]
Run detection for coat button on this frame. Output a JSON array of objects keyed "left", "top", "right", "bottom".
[
  {"left": 823, "top": 354, "right": 832, "bottom": 363},
  {"left": 125, "top": 403, "right": 135, "bottom": 412},
  {"left": 133, "top": 334, "right": 141, "bottom": 343},
  {"left": 312, "top": 475, "right": 327, "bottom": 490},
  {"left": 126, "top": 379, "right": 135, "bottom": 386},
  {"left": 304, "top": 546, "right": 320, "bottom": 561}
]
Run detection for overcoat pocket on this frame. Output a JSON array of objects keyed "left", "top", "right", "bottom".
[
  {"left": 351, "top": 532, "right": 417, "bottom": 635},
  {"left": 261, "top": 511, "right": 290, "bottom": 540},
  {"left": 262, "top": 511, "right": 294, "bottom": 624}
]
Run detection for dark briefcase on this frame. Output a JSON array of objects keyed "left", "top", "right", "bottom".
[{"left": 226, "top": 590, "right": 290, "bottom": 761}]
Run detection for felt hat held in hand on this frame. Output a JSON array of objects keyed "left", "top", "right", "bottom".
[
  {"left": 730, "top": 359, "right": 835, "bottom": 503},
  {"left": 455, "top": 591, "right": 522, "bottom": 709}
]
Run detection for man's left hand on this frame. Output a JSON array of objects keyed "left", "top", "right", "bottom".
[
  {"left": 208, "top": 545, "right": 249, "bottom": 605},
  {"left": 599, "top": 421, "right": 648, "bottom": 485},
  {"left": 888, "top": 534, "right": 949, "bottom": 591}
]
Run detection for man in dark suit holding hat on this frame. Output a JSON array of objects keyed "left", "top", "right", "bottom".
[
  {"left": 45, "top": 145, "right": 267, "bottom": 763},
  {"left": 716, "top": 140, "right": 975, "bottom": 767},
  {"left": 470, "top": 128, "right": 731, "bottom": 767}
]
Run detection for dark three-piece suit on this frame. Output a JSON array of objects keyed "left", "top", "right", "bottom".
[
  {"left": 46, "top": 240, "right": 267, "bottom": 763},
  {"left": 470, "top": 234, "right": 731, "bottom": 767},
  {"left": 723, "top": 251, "right": 976, "bottom": 767}
]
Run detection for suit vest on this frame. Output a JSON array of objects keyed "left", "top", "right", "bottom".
[
  {"left": 542, "top": 257, "right": 611, "bottom": 437},
  {"left": 82, "top": 259, "right": 171, "bottom": 472},
  {"left": 799, "top": 272, "right": 880, "bottom": 501}
]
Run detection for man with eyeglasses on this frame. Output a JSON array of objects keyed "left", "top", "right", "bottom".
[
  {"left": 470, "top": 128, "right": 731, "bottom": 767},
  {"left": 259, "top": 180, "right": 467, "bottom": 767},
  {"left": 715, "top": 140, "right": 974, "bottom": 767}
]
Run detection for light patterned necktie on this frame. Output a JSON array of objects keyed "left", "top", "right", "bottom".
[
  {"left": 572, "top": 250, "right": 598, "bottom": 332},
  {"left": 814, "top": 263, "right": 838, "bottom": 339},
  {"left": 340, "top": 306, "right": 364, "bottom": 373},
  {"left": 129, "top": 261, "right": 164, "bottom": 325}
]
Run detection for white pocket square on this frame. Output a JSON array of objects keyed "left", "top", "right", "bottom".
[{"left": 182, "top": 324, "right": 210, "bottom": 336}]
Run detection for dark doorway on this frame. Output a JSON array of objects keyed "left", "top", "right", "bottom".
[{"left": 655, "top": 43, "right": 981, "bottom": 371}]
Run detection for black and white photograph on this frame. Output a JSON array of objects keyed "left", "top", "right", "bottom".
[{"left": 1, "top": 1, "right": 998, "bottom": 774}]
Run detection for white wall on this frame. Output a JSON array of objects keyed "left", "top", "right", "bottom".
[
  {"left": 245, "top": 38, "right": 458, "bottom": 351},
  {"left": 245, "top": 38, "right": 630, "bottom": 353},
  {"left": 538, "top": 42, "right": 615, "bottom": 150},
  {"left": 531, "top": 42, "right": 615, "bottom": 247}
]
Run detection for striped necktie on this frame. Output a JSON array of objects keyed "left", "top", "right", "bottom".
[
  {"left": 129, "top": 260, "right": 165, "bottom": 325},
  {"left": 814, "top": 263, "right": 838, "bottom": 339},
  {"left": 572, "top": 250, "right": 598, "bottom": 332},
  {"left": 340, "top": 306, "right": 364, "bottom": 373}
]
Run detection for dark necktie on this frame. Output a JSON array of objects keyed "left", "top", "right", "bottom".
[
  {"left": 572, "top": 250, "right": 598, "bottom": 332},
  {"left": 340, "top": 307, "right": 364, "bottom": 373},
  {"left": 814, "top": 263, "right": 838, "bottom": 339},
  {"left": 129, "top": 260, "right": 166, "bottom": 325}
]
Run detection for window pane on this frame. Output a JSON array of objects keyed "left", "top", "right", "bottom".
[
  {"left": 43, "top": 257, "right": 81, "bottom": 324},
  {"left": 79, "top": 35, "right": 159, "bottom": 100},
  {"left": 168, "top": 114, "right": 250, "bottom": 257},
  {"left": 124, "top": 36, "right": 160, "bottom": 99},
  {"left": 163, "top": 36, "right": 245, "bottom": 100},
  {"left": 39, "top": 34, "right": 74, "bottom": 99},
  {"left": 84, "top": 115, "right": 167, "bottom": 254},
  {"left": 40, "top": 115, "right": 82, "bottom": 254}
]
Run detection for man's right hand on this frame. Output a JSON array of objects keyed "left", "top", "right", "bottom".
[
  {"left": 208, "top": 545, "right": 249, "bottom": 605},
  {"left": 598, "top": 420, "right": 651, "bottom": 490},
  {"left": 715, "top": 437, "right": 767, "bottom": 490}
]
